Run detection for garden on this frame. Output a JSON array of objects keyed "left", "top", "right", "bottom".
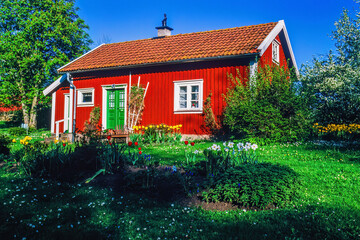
[
  {"left": 1, "top": 2, "right": 360, "bottom": 239},
  {"left": 0, "top": 119, "right": 360, "bottom": 239}
]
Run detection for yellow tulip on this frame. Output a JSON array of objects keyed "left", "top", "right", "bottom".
[{"left": 12, "top": 139, "right": 16, "bottom": 143}]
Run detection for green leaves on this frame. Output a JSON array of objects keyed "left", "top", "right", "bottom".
[
  {"left": 224, "top": 64, "right": 307, "bottom": 142},
  {"left": 0, "top": 0, "right": 92, "bottom": 127},
  {"left": 203, "top": 163, "right": 300, "bottom": 209}
]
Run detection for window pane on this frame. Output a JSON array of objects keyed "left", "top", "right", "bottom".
[
  {"left": 191, "top": 101, "right": 199, "bottom": 108},
  {"left": 191, "top": 85, "right": 199, "bottom": 93},
  {"left": 180, "top": 86, "right": 187, "bottom": 94},
  {"left": 180, "top": 101, "right": 187, "bottom": 108},
  {"left": 191, "top": 93, "right": 198, "bottom": 100},
  {"left": 180, "top": 94, "right": 187, "bottom": 101},
  {"left": 83, "top": 92, "right": 92, "bottom": 103}
]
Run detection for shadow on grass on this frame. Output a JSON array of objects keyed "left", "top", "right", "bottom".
[{"left": 0, "top": 177, "right": 359, "bottom": 240}]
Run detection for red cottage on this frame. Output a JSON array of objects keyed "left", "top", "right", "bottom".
[{"left": 43, "top": 20, "right": 298, "bottom": 138}]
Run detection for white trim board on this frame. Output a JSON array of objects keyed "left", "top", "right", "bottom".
[
  {"left": 257, "top": 20, "right": 299, "bottom": 76},
  {"left": 43, "top": 74, "right": 67, "bottom": 96},
  {"left": 101, "top": 84, "right": 128, "bottom": 130},
  {"left": 51, "top": 92, "right": 56, "bottom": 133}
]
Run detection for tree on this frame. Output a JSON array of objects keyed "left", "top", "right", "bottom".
[
  {"left": 301, "top": 3, "right": 360, "bottom": 124},
  {"left": 0, "top": 0, "right": 92, "bottom": 128}
]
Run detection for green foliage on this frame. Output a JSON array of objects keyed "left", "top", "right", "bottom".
[
  {"left": 224, "top": 64, "right": 308, "bottom": 143},
  {"left": 8, "top": 127, "right": 27, "bottom": 136},
  {"left": 202, "top": 163, "right": 300, "bottom": 209},
  {"left": 203, "top": 92, "right": 220, "bottom": 134},
  {"left": 0, "top": 0, "right": 92, "bottom": 128},
  {"left": 0, "top": 133, "right": 11, "bottom": 155},
  {"left": 132, "top": 124, "right": 182, "bottom": 144},
  {"left": 301, "top": 4, "right": 360, "bottom": 125},
  {"left": 81, "top": 107, "right": 102, "bottom": 143}
]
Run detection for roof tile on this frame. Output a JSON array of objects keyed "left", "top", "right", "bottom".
[{"left": 59, "top": 22, "right": 277, "bottom": 72}]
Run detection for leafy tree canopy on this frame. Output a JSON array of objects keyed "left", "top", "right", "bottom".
[
  {"left": 301, "top": 2, "right": 360, "bottom": 124},
  {"left": 0, "top": 0, "right": 92, "bottom": 128}
]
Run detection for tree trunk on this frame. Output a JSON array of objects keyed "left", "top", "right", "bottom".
[
  {"left": 21, "top": 102, "right": 30, "bottom": 126},
  {"left": 29, "top": 95, "right": 38, "bottom": 129}
]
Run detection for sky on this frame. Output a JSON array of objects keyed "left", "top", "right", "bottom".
[{"left": 76, "top": 0, "right": 359, "bottom": 70}]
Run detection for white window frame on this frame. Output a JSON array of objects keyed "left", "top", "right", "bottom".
[
  {"left": 173, "top": 79, "right": 203, "bottom": 114},
  {"left": 77, "top": 88, "right": 94, "bottom": 106},
  {"left": 272, "top": 40, "right": 280, "bottom": 64}
]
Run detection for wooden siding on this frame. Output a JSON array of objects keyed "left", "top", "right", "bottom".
[{"left": 53, "top": 34, "right": 289, "bottom": 135}]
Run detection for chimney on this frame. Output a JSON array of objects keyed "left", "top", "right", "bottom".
[{"left": 156, "top": 14, "right": 173, "bottom": 37}]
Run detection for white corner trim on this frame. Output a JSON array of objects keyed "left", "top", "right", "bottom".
[
  {"left": 101, "top": 84, "right": 128, "bottom": 130},
  {"left": 69, "top": 87, "right": 73, "bottom": 133},
  {"left": 43, "top": 74, "right": 67, "bottom": 96},
  {"left": 257, "top": 20, "right": 299, "bottom": 76},
  {"left": 51, "top": 92, "right": 56, "bottom": 133},
  {"left": 57, "top": 44, "right": 105, "bottom": 72}
]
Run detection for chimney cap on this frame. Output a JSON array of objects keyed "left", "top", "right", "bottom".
[{"left": 155, "top": 14, "right": 173, "bottom": 37}]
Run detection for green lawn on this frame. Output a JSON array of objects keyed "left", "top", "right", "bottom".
[{"left": 1, "top": 132, "right": 360, "bottom": 239}]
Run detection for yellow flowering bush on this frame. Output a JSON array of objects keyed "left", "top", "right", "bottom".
[
  {"left": 131, "top": 124, "right": 183, "bottom": 144},
  {"left": 313, "top": 123, "right": 360, "bottom": 140}
]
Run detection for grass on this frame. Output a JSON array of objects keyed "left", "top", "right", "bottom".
[{"left": 1, "top": 128, "right": 360, "bottom": 239}]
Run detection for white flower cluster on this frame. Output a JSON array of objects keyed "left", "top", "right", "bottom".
[{"left": 208, "top": 141, "right": 258, "bottom": 152}]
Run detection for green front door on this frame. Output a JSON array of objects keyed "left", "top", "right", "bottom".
[{"left": 107, "top": 89, "right": 125, "bottom": 129}]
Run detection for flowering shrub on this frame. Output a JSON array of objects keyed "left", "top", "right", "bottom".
[
  {"left": 202, "top": 163, "right": 300, "bottom": 209},
  {"left": 131, "top": 124, "right": 182, "bottom": 144},
  {"left": 313, "top": 123, "right": 360, "bottom": 140}
]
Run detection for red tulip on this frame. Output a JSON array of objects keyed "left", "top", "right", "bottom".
[
  {"left": 107, "top": 135, "right": 111, "bottom": 140},
  {"left": 185, "top": 141, "right": 189, "bottom": 145},
  {"left": 62, "top": 143, "right": 66, "bottom": 147},
  {"left": 139, "top": 151, "right": 142, "bottom": 155},
  {"left": 128, "top": 142, "right": 132, "bottom": 147},
  {"left": 134, "top": 142, "right": 138, "bottom": 146},
  {"left": 191, "top": 142, "right": 195, "bottom": 146},
  {"left": 109, "top": 142, "right": 112, "bottom": 145},
  {"left": 138, "top": 147, "right": 141, "bottom": 151}
]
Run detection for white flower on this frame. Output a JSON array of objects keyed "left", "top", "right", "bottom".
[
  {"left": 227, "top": 142, "right": 234, "bottom": 148},
  {"left": 224, "top": 147, "right": 229, "bottom": 152},
  {"left": 211, "top": 144, "right": 219, "bottom": 151},
  {"left": 194, "top": 150, "right": 199, "bottom": 154},
  {"left": 251, "top": 144, "right": 258, "bottom": 150},
  {"left": 223, "top": 142, "right": 227, "bottom": 147}
]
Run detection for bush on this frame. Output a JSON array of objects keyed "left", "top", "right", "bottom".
[
  {"left": 0, "top": 134, "right": 11, "bottom": 155},
  {"left": 223, "top": 64, "right": 309, "bottom": 143},
  {"left": 8, "top": 127, "right": 27, "bottom": 136},
  {"left": 202, "top": 163, "right": 300, "bottom": 209}
]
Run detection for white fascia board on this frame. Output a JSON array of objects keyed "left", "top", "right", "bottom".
[
  {"left": 57, "top": 43, "right": 105, "bottom": 73},
  {"left": 257, "top": 20, "right": 299, "bottom": 76},
  {"left": 43, "top": 74, "right": 67, "bottom": 96}
]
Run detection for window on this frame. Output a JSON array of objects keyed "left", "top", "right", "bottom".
[
  {"left": 77, "top": 88, "right": 94, "bottom": 106},
  {"left": 272, "top": 40, "right": 280, "bottom": 63},
  {"left": 174, "top": 79, "right": 203, "bottom": 113}
]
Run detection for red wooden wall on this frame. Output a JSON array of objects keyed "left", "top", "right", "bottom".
[{"left": 53, "top": 34, "right": 289, "bottom": 135}]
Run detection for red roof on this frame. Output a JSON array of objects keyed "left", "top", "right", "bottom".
[{"left": 59, "top": 22, "right": 277, "bottom": 73}]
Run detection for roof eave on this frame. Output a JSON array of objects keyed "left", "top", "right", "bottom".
[
  {"left": 43, "top": 74, "right": 68, "bottom": 96},
  {"left": 257, "top": 20, "right": 299, "bottom": 76},
  {"left": 59, "top": 52, "right": 260, "bottom": 74}
]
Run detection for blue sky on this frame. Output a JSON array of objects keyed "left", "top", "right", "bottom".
[{"left": 76, "top": 0, "right": 358, "bottom": 69}]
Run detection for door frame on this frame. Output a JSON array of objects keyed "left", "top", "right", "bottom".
[
  {"left": 64, "top": 93, "right": 70, "bottom": 132},
  {"left": 101, "top": 84, "right": 127, "bottom": 130}
]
